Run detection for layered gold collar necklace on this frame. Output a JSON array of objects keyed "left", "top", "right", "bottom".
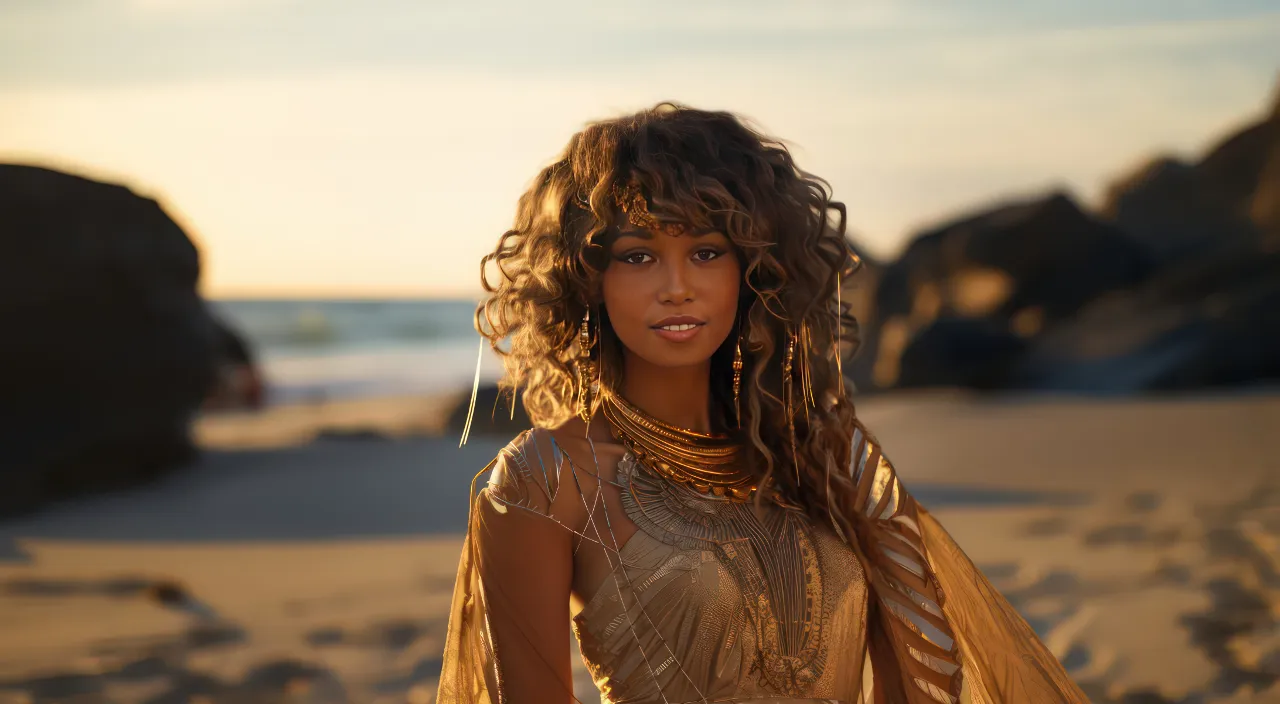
[{"left": 601, "top": 392, "right": 757, "bottom": 501}]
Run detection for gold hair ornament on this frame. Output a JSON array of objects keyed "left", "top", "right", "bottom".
[{"left": 612, "top": 181, "right": 686, "bottom": 236}]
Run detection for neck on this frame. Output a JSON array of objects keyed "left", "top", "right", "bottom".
[{"left": 617, "top": 354, "right": 714, "bottom": 433}]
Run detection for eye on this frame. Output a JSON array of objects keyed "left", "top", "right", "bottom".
[
  {"left": 692, "top": 248, "right": 723, "bottom": 262},
  {"left": 618, "top": 251, "right": 653, "bottom": 265}
]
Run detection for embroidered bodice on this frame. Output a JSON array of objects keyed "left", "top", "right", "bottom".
[{"left": 489, "top": 431, "right": 870, "bottom": 703}]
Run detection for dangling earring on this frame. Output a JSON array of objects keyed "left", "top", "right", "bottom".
[
  {"left": 782, "top": 326, "right": 800, "bottom": 483},
  {"left": 576, "top": 308, "right": 596, "bottom": 424},
  {"left": 732, "top": 333, "right": 744, "bottom": 427}
]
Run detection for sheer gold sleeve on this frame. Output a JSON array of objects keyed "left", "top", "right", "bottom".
[
  {"left": 437, "top": 430, "right": 587, "bottom": 704},
  {"left": 847, "top": 423, "right": 1090, "bottom": 704}
]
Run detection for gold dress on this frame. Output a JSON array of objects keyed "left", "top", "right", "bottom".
[{"left": 437, "top": 423, "right": 1090, "bottom": 704}]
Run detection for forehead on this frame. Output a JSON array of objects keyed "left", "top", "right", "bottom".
[{"left": 612, "top": 227, "right": 725, "bottom": 241}]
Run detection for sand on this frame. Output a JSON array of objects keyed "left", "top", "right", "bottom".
[{"left": 1, "top": 391, "right": 1278, "bottom": 703}]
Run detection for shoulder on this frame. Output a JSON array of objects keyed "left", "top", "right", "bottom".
[
  {"left": 484, "top": 427, "right": 567, "bottom": 513},
  {"left": 484, "top": 417, "right": 617, "bottom": 516},
  {"left": 848, "top": 419, "right": 882, "bottom": 483},
  {"left": 848, "top": 419, "right": 910, "bottom": 521}
]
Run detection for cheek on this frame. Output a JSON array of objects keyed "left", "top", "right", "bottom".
[
  {"left": 601, "top": 266, "right": 648, "bottom": 330},
  {"left": 705, "top": 262, "right": 742, "bottom": 317}
]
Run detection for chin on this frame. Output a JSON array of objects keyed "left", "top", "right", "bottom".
[{"left": 634, "top": 345, "right": 718, "bottom": 369}]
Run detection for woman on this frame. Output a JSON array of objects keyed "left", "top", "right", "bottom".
[{"left": 438, "top": 104, "right": 1087, "bottom": 703}]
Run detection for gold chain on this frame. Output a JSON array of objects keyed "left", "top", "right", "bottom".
[{"left": 602, "top": 393, "right": 756, "bottom": 500}]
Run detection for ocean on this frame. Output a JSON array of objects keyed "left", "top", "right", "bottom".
[{"left": 210, "top": 298, "right": 505, "bottom": 406}]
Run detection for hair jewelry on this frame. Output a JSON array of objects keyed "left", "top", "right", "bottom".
[{"left": 612, "top": 181, "right": 685, "bottom": 236}]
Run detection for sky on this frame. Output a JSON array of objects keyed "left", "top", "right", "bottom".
[{"left": 2, "top": 0, "right": 1277, "bottom": 298}]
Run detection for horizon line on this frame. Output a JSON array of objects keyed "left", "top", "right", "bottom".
[{"left": 206, "top": 287, "right": 483, "bottom": 301}]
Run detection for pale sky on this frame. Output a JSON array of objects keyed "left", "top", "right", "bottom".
[{"left": 3, "top": 1, "right": 1277, "bottom": 298}]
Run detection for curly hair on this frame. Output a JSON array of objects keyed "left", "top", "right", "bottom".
[{"left": 477, "top": 102, "right": 864, "bottom": 518}]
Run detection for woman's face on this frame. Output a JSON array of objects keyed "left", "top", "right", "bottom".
[{"left": 601, "top": 227, "right": 741, "bottom": 371}]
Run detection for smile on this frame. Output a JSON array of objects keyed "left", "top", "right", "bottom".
[{"left": 650, "top": 317, "right": 706, "bottom": 342}]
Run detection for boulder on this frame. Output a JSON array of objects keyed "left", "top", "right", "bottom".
[
  {"left": 844, "top": 78, "right": 1280, "bottom": 394},
  {"left": 896, "top": 317, "right": 1026, "bottom": 390},
  {"left": 1012, "top": 248, "right": 1280, "bottom": 392},
  {"left": 203, "top": 316, "right": 265, "bottom": 412},
  {"left": 1101, "top": 79, "right": 1280, "bottom": 262},
  {"left": 0, "top": 164, "right": 223, "bottom": 518},
  {"left": 444, "top": 384, "right": 531, "bottom": 439},
  {"left": 838, "top": 239, "right": 882, "bottom": 394},
  {"left": 854, "top": 193, "right": 1151, "bottom": 391}
]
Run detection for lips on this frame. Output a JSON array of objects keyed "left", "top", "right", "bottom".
[
  {"left": 650, "top": 315, "right": 706, "bottom": 342},
  {"left": 651, "top": 315, "right": 706, "bottom": 330}
]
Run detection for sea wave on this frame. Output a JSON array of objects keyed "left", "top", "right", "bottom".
[
  {"left": 212, "top": 298, "right": 479, "bottom": 350},
  {"left": 211, "top": 298, "right": 495, "bottom": 404}
]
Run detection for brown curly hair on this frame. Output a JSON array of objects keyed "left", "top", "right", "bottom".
[{"left": 477, "top": 102, "right": 864, "bottom": 516}]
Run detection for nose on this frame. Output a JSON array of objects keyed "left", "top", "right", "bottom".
[{"left": 658, "top": 258, "right": 693, "bottom": 304}]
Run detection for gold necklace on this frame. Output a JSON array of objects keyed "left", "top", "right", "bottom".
[{"left": 602, "top": 392, "right": 757, "bottom": 500}]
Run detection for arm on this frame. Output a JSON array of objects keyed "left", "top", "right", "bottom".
[
  {"left": 474, "top": 480, "right": 574, "bottom": 701},
  {"left": 439, "top": 430, "right": 582, "bottom": 704}
]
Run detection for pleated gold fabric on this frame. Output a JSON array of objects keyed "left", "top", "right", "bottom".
[
  {"left": 436, "top": 423, "right": 1089, "bottom": 704},
  {"left": 842, "top": 423, "right": 1090, "bottom": 703}
]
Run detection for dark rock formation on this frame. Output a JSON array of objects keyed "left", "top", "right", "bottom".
[
  {"left": 444, "top": 384, "right": 531, "bottom": 439},
  {"left": 203, "top": 316, "right": 265, "bottom": 411},
  {"left": 847, "top": 80, "right": 1280, "bottom": 395},
  {"left": 1101, "top": 82, "right": 1280, "bottom": 263},
  {"left": 896, "top": 317, "right": 1026, "bottom": 390},
  {"left": 0, "top": 164, "right": 223, "bottom": 518},
  {"left": 852, "top": 193, "right": 1150, "bottom": 391},
  {"left": 839, "top": 240, "right": 882, "bottom": 393},
  {"left": 1012, "top": 248, "right": 1280, "bottom": 392}
]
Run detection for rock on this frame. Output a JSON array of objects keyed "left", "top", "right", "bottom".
[
  {"left": 854, "top": 193, "right": 1150, "bottom": 390},
  {"left": 0, "top": 164, "right": 222, "bottom": 519},
  {"left": 1102, "top": 79, "right": 1280, "bottom": 263},
  {"left": 1252, "top": 137, "right": 1280, "bottom": 250},
  {"left": 848, "top": 80, "right": 1280, "bottom": 394},
  {"left": 1013, "top": 248, "right": 1280, "bottom": 391},
  {"left": 838, "top": 238, "right": 882, "bottom": 394},
  {"left": 203, "top": 316, "right": 265, "bottom": 411},
  {"left": 444, "top": 384, "right": 531, "bottom": 438},
  {"left": 895, "top": 317, "right": 1026, "bottom": 389}
]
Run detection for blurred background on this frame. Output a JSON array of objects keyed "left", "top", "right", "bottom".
[{"left": 1, "top": 1, "right": 1279, "bottom": 702}]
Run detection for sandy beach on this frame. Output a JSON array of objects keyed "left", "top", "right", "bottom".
[{"left": 2, "top": 391, "right": 1278, "bottom": 703}]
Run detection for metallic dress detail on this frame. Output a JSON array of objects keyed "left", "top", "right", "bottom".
[
  {"left": 435, "top": 425, "right": 1093, "bottom": 704},
  {"left": 488, "top": 431, "right": 869, "bottom": 703},
  {"left": 578, "top": 452, "right": 869, "bottom": 700}
]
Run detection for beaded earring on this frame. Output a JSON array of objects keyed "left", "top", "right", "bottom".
[
  {"left": 732, "top": 333, "right": 744, "bottom": 427},
  {"left": 576, "top": 308, "right": 596, "bottom": 424}
]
